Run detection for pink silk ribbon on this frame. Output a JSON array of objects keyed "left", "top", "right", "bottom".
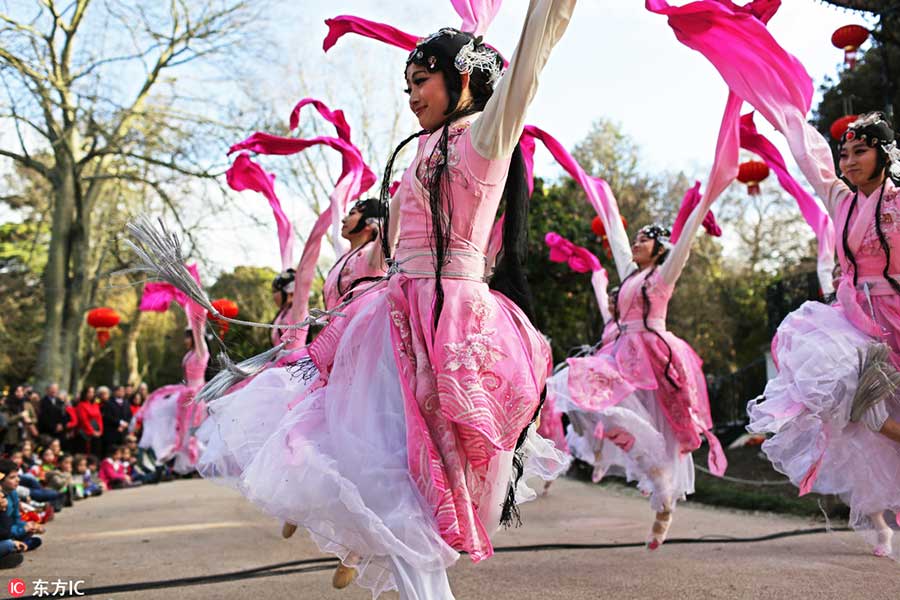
[
  {"left": 226, "top": 153, "right": 295, "bottom": 272},
  {"left": 670, "top": 181, "right": 722, "bottom": 244},
  {"left": 739, "top": 112, "right": 835, "bottom": 294}
]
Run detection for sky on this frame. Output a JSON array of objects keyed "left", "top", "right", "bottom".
[
  {"left": 203, "top": 0, "right": 876, "bottom": 273},
  {"left": 0, "top": 1, "right": 881, "bottom": 274}
]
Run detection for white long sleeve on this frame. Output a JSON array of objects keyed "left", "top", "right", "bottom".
[{"left": 469, "top": 0, "right": 576, "bottom": 160}]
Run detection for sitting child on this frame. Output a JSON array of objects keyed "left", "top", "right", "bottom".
[
  {"left": 10, "top": 449, "right": 62, "bottom": 510},
  {"left": 0, "top": 484, "right": 27, "bottom": 568},
  {"left": 0, "top": 460, "right": 42, "bottom": 551},
  {"left": 71, "top": 455, "right": 102, "bottom": 499},
  {"left": 98, "top": 446, "right": 132, "bottom": 490}
]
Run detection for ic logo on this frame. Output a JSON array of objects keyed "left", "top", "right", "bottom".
[{"left": 7, "top": 578, "right": 26, "bottom": 597}]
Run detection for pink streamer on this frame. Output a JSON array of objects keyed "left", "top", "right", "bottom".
[
  {"left": 288, "top": 98, "right": 351, "bottom": 142},
  {"left": 451, "top": 0, "right": 503, "bottom": 36},
  {"left": 139, "top": 264, "right": 201, "bottom": 312},
  {"left": 520, "top": 125, "right": 622, "bottom": 231},
  {"left": 670, "top": 181, "right": 722, "bottom": 244},
  {"left": 544, "top": 232, "right": 601, "bottom": 273},
  {"left": 323, "top": 15, "right": 418, "bottom": 53},
  {"left": 226, "top": 153, "right": 295, "bottom": 272},
  {"left": 322, "top": 14, "right": 510, "bottom": 66},
  {"left": 739, "top": 112, "right": 835, "bottom": 293},
  {"left": 229, "top": 131, "right": 376, "bottom": 346}
]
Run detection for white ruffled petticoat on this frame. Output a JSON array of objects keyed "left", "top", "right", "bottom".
[
  {"left": 138, "top": 388, "right": 182, "bottom": 463},
  {"left": 549, "top": 367, "right": 695, "bottom": 513},
  {"left": 198, "top": 297, "right": 568, "bottom": 597},
  {"left": 748, "top": 300, "right": 900, "bottom": 558}
]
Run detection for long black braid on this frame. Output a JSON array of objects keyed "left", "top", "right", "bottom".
[
  {"left": 378, "top": 130, "right": 428, "bottom": 262},
  {"left": 842, "top": 192, "right": 861, "bottom": 287},
  {"left": 872, "top": 181, "right": 900, "bottom": 295}
]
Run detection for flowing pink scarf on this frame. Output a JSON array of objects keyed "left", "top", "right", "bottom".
[
  {"left": 739, "top": 112, "right": 835, "bottom": 293},
  {"left": 670, "top": 181, "right": 722, "bottom": 244},
  {"left": 322, "top": 1, "right": 508, "bottom": 62},
  {"left": 545, "top": 232, "right": 611, "bottom": 323},
  {"left": 229, "top": 132, "right": 376, "bottom": 347}
]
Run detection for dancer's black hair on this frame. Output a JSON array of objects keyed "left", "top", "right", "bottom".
[
  {"left": 271, "top": 268, "right": 296, "bottom": 307},
  {"left": 348, "top": 198, "right": 382, "bottom": 237},
  {"left": 838, "top": 112, "right": 900, "bottom": 294},
  {"left": 614, "top": 229, "right": 679, "bottom": 390}
]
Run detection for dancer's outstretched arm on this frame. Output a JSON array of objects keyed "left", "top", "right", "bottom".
[
  {"left": 470, "top": 0, "right": 577, "bottom": 161},
  {"left": 660, "top": 200, "right": 705, "bottom": 287},
  {"left": 781, "top": 112, "right": 849, "bottom": 219}
]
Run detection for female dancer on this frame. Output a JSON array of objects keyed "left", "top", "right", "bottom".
[
  {"left": 558, "top": 204, "right": 725, "bottom": 550},
  {"left": 229, "top": 5, "right": 575, "bottom": 597},
  {"left": 196, "top": 198, "right": 384, "bottom": 492},
  {"left": 138, "top": 301, "right": 209, "bottom": 474},
  {"left": 748, "top": 111, "right": 900, "bottom": 558}
]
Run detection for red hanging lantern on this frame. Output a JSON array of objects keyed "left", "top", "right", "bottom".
[
  {"left": 831, "top": 25, "right": 869, "bottom": 70},
  {"left": 829, "top": 114, "right": 858, "bottom": 140},
  {"left": 590, "top": 215, "right": 628, "bottom": 258},
  {"left": 210, "top": 298, "right": 239, "bottom": 337},
  {"left": 86, "top": 307, "right": 121, "bottom": 347},
  {"left": 591, "top": 216, "right": 605, "bottom": 238},
  {"left": 737, "top": 160, "right": 770, "bottom": 196}
]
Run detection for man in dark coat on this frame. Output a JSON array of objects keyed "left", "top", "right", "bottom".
[{"left": 37, "top": 383, "right": 67, "bottom": 437}]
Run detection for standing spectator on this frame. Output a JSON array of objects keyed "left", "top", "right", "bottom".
[
  {"left": 100, "top": 386, "right": 130, "bottom": 456},
  {"left": 124, "top": 383, "right": 135, "bottom": 402},
  {"left": 1, "top": 387, "right": 30, "bottom": 454},
  {"left": 37, "top": 383, "right": 67, "bottom": 437},
  {"left": 61, "top": 392, "right": 78, "bottom": 452},
  {"left": 128, "top": 390, "right": 146, "bottom": 435},
  {"left": 0, "top": 461, "right": 43, "bottom": 550},
  {"left": 74, "top": 387, "right": 102, "bottom": 457}
]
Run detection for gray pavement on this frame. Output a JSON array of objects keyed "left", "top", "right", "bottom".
[{"left": 8, "top": 477, "right": 900, "bottom": 599}]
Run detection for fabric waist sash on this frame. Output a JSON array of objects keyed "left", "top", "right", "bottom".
[
  {"left": 393, "top": 247, "right": 486, "bottom": 282},
  {"left": 854, "top": 274, "right": 900, "bottom": 297},
  {"left": 617, "top": 318, "right": 666, "bottom": 334}
]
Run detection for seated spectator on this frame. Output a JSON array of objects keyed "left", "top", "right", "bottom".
[
  {"left": 0, "top": 484, "right": 27, "bottom": 568},
  {"left": 0, "top": 460, "right": 43, "bottom": 551},
  {"left": 11, "top": 448, "right": 62, "bottom": 511},
  {"left": 124, "top": 435, "right": 158, "bottom": 484},
  {"left": 71, "top": 455, "right": 102, "bottom": 499},
  {"left": 120, "top": 447, "right": 147, "bottom": 485},
  {"left": 43, "top": 455, "right": 74, "bottom": 507},
  {"left": 48, "top": 438, "right": 63, "bottom": 461},
  {"left": 19, "top": 440, "right": 36, "bottom": 471},
  {"left": 98, "top": 446, "right": 131, "bottom": 489}
]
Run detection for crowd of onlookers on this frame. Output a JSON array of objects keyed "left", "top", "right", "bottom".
[{"left": 0, "top": 381, "right": 173, "bottom": 568}]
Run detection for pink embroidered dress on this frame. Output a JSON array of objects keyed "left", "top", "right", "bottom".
[
  {"left": 233, "top": 3, "right": 574, "bottom": 597},
  {"left": 557, "top": 202, "right": 722, "bottom": 513},
  {"left": 748, "top": 128, "right": 900, "bottom": 557},
  {"left": 138, "top": 302, "right": 209, "bottom": 474},
  {"left": 196, "top": 240, "right": 385, "bottom": 483}
]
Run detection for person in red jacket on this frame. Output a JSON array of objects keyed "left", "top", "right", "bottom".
[
  {"left": 74, "top": 387, "right": 103, "bottom": 458},
  {"left": 62, "top": 392, "right": 79, "bottom": 453},
  {"left": 98, "top": 446, "right": 131, "bottom": 490}
]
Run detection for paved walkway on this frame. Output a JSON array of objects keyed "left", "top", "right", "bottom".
[{"left": 9, "top": 477, "right": 900, "bottom": 599}]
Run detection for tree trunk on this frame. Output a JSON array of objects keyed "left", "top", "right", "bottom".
[
  {"left": 35, "top": 165, "right": 75, "bottom": 390},
  {"left": 124, "top": 295, "right": 144, "bottom": 387}
]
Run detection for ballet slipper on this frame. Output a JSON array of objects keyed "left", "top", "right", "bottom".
[
  {"left": 332, "top": 554, "right": 359, "bottom": 589},
  {"left": 871, "top": 513, "right": 893, "bottom": 558},
  {"left": 647, "top": 511, "right": 672, "bottom": 551},
  {"left": 281, "top": 522, "right": 297, "bottom": 539}
]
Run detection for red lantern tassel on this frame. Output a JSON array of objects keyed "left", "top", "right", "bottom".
[{"left": 97, "top": 329, "right": 110, "bottom": 347}]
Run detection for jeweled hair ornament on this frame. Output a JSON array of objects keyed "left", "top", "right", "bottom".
[
  {"left": 454, "top": 37, "right": 504, "bottom": 87},
  {"left": 640, "top": 224, "right": 673, "bottom": 250},
  {"left": 408, "top": 28, "right": 504, "bottom": 88}
]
